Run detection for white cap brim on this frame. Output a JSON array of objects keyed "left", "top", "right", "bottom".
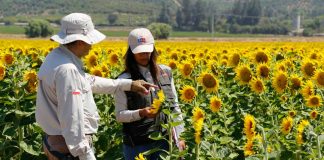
[
  {"left": 50, "top": 29, "right": 106, "bottom": 44},
  {"left": 131, "top": 44, "right": 154, "bottom": 54}
]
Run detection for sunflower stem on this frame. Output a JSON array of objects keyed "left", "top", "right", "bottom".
[
  {"left": 317, "top": 134, "right": 322, "bottom": 159},
  {"left": 261, "top": 127, "right": 268, "bottom": 160},
  {"left": 195, "top": 143, "right": 200, "bottom": 160}
]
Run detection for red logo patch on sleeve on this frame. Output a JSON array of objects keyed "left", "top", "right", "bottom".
[{"left": 72, "top": 90, "right": 81, "bottom": 95}]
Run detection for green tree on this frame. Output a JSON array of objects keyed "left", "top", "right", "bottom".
[
  {"left": 24, "top": 19, "right": 53, "bottom": 38},
  {"left": 147, "top": 23, "right": 172, "bottom": 39},
  {"left": 157, "top": 1, "right": 171, "bottom": 24},
  {"left": 107, "top": 13, "right": 118, "bottom": 25}
]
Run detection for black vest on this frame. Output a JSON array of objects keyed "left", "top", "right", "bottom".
[{"left": 121, "top": 66, "right": 175, "bottom": 146}]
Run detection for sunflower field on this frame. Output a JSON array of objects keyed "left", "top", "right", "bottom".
[{"left": 0, "top": 39, "right": 323, "bottom": 160}]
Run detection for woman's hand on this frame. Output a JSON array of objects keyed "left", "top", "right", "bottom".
[{"left": 139, "top": 107, "right": 158, "bottom": 118}]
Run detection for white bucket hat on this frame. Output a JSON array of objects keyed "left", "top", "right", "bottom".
[
  {"left": 51, "top": 13, "right": 106, "bottom": 44},
  {"left": 128, "top": 28, "right": 155, "bottom": 54}
]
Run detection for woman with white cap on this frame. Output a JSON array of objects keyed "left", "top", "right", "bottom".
[
  {"left": 36, "top": 13, "right": 156, "bottom": 160},
  {"left": 114, "top": 28, "right": 185, "bottom": 160}
]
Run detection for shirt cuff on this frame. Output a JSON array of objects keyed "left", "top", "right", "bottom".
[
  {"left": 78, "top": 149, "right": 96, "bottom": 160},
  {"left": 119, "top": 79, "right": 132, "bottom": 91}
]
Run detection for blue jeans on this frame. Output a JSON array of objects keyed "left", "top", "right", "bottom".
[{"left": 123, "top": 139, "right": 169, "bottom": 160}]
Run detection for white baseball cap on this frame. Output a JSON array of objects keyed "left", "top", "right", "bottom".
[
  {"left": 128, "top": 28, "right": 155, "bottom": 54},
  {"left": 51, "top": 13, "right": 106, "bottom": 44}
]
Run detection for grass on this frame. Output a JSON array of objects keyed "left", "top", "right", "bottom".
[{"left": 0, "top": 25, "right": 25, "bottom": 34}]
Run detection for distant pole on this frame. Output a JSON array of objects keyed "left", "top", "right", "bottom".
[
  {"left": 211, "top": 14, "right": 214, "bottom": 39},
  {"left": 297, "top": 14, "right": 301, "bottom": 31}
]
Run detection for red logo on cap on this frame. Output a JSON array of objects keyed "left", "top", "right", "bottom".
[{"left": 137, "top": 36, "right": 146, "bottom": 43}]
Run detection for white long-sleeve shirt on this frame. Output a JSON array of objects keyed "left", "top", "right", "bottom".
[
  {"left": 36, "top": 45, "right": 132, "bottom": 158},
  {"left": 114, "top": 65, "right": 184, "bottom": 141}
]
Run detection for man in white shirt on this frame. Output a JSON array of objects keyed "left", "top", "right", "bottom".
[{"left": 36, "top": 13, "right": 156, "bottom": 160}]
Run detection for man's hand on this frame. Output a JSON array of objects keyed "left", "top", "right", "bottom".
[
  {"left": 178, "top": 140, "right": 186, "bottom": 151},
  {"left": 139, "top": 107, "right": 158, "bottom": 118},
  {"left": 131, "top": 80, "right": 158, "bottom": 95}
]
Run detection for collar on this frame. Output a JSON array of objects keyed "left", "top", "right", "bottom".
[
  {"left": 138, "top": 65, "right": 150, "bottom": 75},
  {"left": 59, "top": 45, "right": 84, "bottom": 70}
]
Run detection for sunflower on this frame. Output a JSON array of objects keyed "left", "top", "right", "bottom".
[
  {"left": 244, "top": 139, "right": 254, "bottom": 157},
  {"left": 23, "top": 70, "right": 37, "bottom": 82},
  {"left": 150, "top": 99, "right": 162, "bottom": 114},
  {"left": 301, "top": 59, "right": 316, "bottom": 78},
  {"left": 300, "top": 80, "right": 314, "bottom": 98},
  {"left": 210, "top": 96, "right": 222, "bottom": 113},
  {"left": 108, "top": 53, "right": 119, "bottom": 66},
  {"left": 296, "top": 120, "right": 309, "bottom": 145},
  {"left": 84, "top": 53, "right": 98, "bottom": 69},
  {"left": 90, "top": 66, "right": 103, "bottom": 77},
  {"left": 250, "top": 77, "right": 265, "bottom": 94},
  {"left": 309, "top": 110, "right": 318, "bottom": 119},
  {"left": 306, "top": 95, "right": 322, "bottom": 108},
  {"left": 313, "top": 69, "right": 324, "bottom": 88},
  {"left": 168, "top": 60, "right": 177, "bottom": 69},
  {"left": 272, "top": 71, "right": 288, "bottom": 94},
  {"left": 135, "top": 153, "right": 146, "bottom": 160},
  {"left": 180, "top": 85, "right": 197, "bottom": 103},
  {"left": 275, "top": 63, "right": 286, "bottom": 72},
  {"left": 254, "top": 51, "right": 269, "bottom": 64},
  {"left": 198, "top": 72, "right": 219, "bottom": 93},
  {"left": 192, "top": 106, "right": 205, "bottom": 122},
  {"left": 281, "top": 116, "right": 293, "bottom": 135},
  {"left": 2, "top": 52, "right": 15, "bottom": 66},
  {"left": 229, "top": 53, "right": 240, "bottom": 67},
  {"left": 290, "top": 74, "right": 302, "bottom": 90},
  {"left": 208, "top": 61, "right": 218, "bottom": 76},
  {"left": 192, "top": 106, "right": 204, "bottom": 144},
  {"left": 0, "top": 64, "right": 5, "bottom": 80},
  {"left": 23, "top": 70, "right": 38, "bottom": 93},
  {"left": 256, "top": 63, "right": 270, "bottom": 79},
  {"left": 221, "top": 59, "right": 228, "bottom": 66},
  {"left": 180, "top": 62, "right": 194, "bottom": 78},
  {"left": 235, "top": 65, "right": 253, "bottom": 85},
  {"left": 288, "top": 110, "right": 296, "bottom": 117},
  {"left": 244, "top": 114, "right": 256, "bottom": 140},
  {"left": 170, "top": 52, "right": 178, "bottom": 60}
]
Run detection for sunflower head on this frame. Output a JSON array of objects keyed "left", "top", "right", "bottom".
[
  {"left": 198, "top": 72, "right": 219, "bottom": 93},
  {"left": 229, "top": 53, "right": 240, "bottom": 67},
  {"left": 2, "top": 52, "right": 15, "bottom": 66},
  {"left": 250, "top": 77, "right": 265, "bottom": 94},
  {"left": 272, "top": 71, "right": 288, "bottom": 94},
  {"left": 281, "top": 116, "right": 293, "bottom": 135},
  {"left": 288, "top": 110, "right": 296, "bottom": 117},
  {"left": 244, "top": 139, "right": 254, "bottom": 157},
  {"left": 313, "top": 69, "right": 324, "bottom": 88},
  {"left": 244, "top": 114, "right": 256, "bottom": 140},
  {"left": 301, "top": 59, "right": 316, "bottom": 78},
  {"left": 168, "top": 60, "right": 177, "bottom": 69},
  {"left": 296, "top": 120, "right": 310, "bottom": 145},
  {"left": 180, "top": 85, "right": 197, "bottom": 103},
  {"left": 0, "top": 64, "right": 6, "bottom": 80},
  {"left": 290, "top": 74, "right": 302, "bottom": 90},
  {"left": 108, "top": 53, "right": 119, "bottom": 66},
  {"left": 23, "top": 70, "right": 37, "bottom": 82},
  {"left": 180, "top": 61, "right": 194, "bottom": 78},
  {"left": 235, "top": 64, "right": 253, "bottom": 85},
  {"left": 192, "top": 106, "right": 205, "bottom": 122},
  {"left": 309, "top": 110, "right": 318, "bottom": 119},
  {"left": 256, "top": 63, "right": 270, "bottom": 79},
  {"left": 90, "top": 66, "right": 103, "bottom": 77},
  {"left": 254, "top": 51, "right": 269, "bottom": 64},
  {"left": 210, "top": 96, "right": 222, "bottom": 113},
  {"left": 306, "top": 95, "right": 322, "bottom": 108},
  {"left": 84, "top": 53, "right": 98, "bottom": 69},
  {"left": 301, "top": 80, "right": 314, "bottom": 98}
]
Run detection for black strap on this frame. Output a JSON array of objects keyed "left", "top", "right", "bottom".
[{"left": 43, "top": 135, "right": 75, "bottom": 160}]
